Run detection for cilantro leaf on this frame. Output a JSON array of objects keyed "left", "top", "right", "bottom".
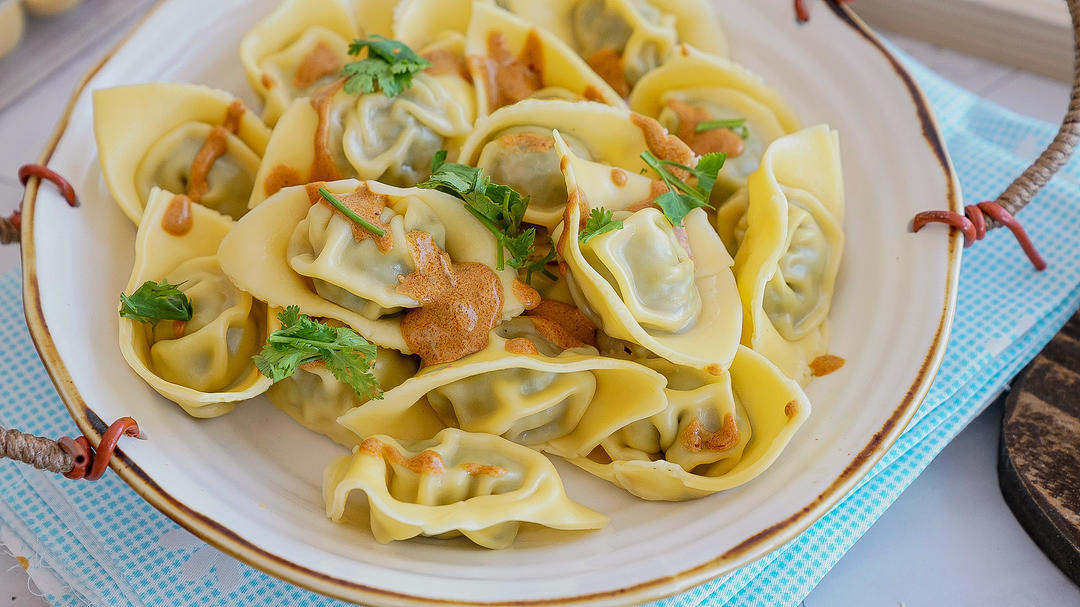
[
  {"left": 523, "top": 247, "right": 558, "bottom": 285},
  {"left": 341, "top": 35, "right": 430, "bottom": 97},
  {"left": 119, "top": 280, "right": 193, "bottom": 325},
  {"left": 696, "top": 118, "right": 749, "bottom": 139},
  {"left": 579, "top": 207, "right": 624, "bottom": 243},
  {"left": 417, "top": 151, "right": 538, "bottom": 276},
  {"left": 318, "top": 187, "right": 386, "bottom": 237},
  {"left": 253, "top": 306, "right": 382, "bottom": 400},
  {"left": 640, "top": 151, "right": 726, "bottom": 227}
]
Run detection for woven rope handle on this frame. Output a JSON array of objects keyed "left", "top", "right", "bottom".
[
  {"left": 994, "top": 0, "right": 1080, "bottom": 221},
  {"left": 0, "top": 427, "right": 74, "bottom": 474}
]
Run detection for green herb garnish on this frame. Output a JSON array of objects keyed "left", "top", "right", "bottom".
[
  {"left": 119, "top": 280, "right": 193, "bottom": 325},
  {"left": 418, "top": 151, "right": 545, "bottom": 277},
  {"left": 254, "top": 306, "right": 382, "bottom": 400},
  {"left": 579, "top": 207, "right": 624, "bottom": 243},
  {"left": 640, "top": 151, "right": 726, "bottom": 227},
  {"left": 696, "top": 118, "right": 749, "bottom": 139},
  {"left": 341, "top": 35, "right": 430, "bottom": 97},
  {"left": 318, "top": 187, "right": 387, "bottom": 237}
]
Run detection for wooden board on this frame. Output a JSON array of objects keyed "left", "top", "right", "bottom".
[{"left": 999, "top": 310, "right": 1080, "bottom": 585}]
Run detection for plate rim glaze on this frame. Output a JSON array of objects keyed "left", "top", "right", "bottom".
[{"left": 18, "top": 2, "right": 963, "bottom": 605}]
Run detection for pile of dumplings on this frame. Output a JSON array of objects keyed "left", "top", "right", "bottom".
[{"left": 96, "top": 0, "right": 845, "bottom": 550}]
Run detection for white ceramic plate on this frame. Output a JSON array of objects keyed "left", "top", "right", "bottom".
[{"left": 21, "top": 1, "right": 962, "bottom": 605}]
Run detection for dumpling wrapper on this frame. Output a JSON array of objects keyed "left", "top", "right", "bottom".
[
  {"left": 337, "top": 328, "right": 669, "bottom": 458},
  {"left": 218, "top": 179, "right": 530, "bottom": 353},
  {"left": 325, "top": 428, "right": 609, "bottom": 549},
  {"left": 458, "top": 99, "right": 658, "bottom": 229},
  {"left": 629, "top": 45, "right": 800, "bottom": 197},
  {"left": 570, "top": 345, "right": 810, "bottom": 501},
  {"left": 551, "top": 131, "right": 742, "bottom": 372},
  {"left": 465, "top": 2, "right": 625, "bottom": 117},
  {"left": 119, "top": 188, "right": 275, "bottom": 418},
  {"left": 94, "top": 84, "right": 271, "bottom": 225},
  {"left": 267, "top": 348, "right": 419, "bottom": 446},
  {"left": 239, "top": 0, "right": 359, "bottom": 127},
  {"left": 248, "top": 66, "right": 475, "bottom": 208},
  {"left": 724, "top": 125, "right": 845, "bottom": 385}
]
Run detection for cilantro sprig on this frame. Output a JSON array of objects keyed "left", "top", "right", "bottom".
[
  {"left": 119, "top": 280, "right": 193, "bottom": 325},
  {"left": 696, "top": 118, "right": 749, "bottom": 140},
  {"left": 318, "top": 187, "right": 386, "bottom": 237},
  {"left": 254, "top": 306, "right": 382, "bottom": 400},
  {"left": 341, "top": 35, "right": 430, "bottom": 97},
  {"left": 640, "top": 151, "right": 726, "bottom": 227},
  {"left": 579, "top": 207, "right": 624, "bottom": 243},
  {"left": 418, "top": 151, "right": 556, "bottom": 283}
]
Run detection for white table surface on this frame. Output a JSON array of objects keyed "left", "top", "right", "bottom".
[{"left": 0, "top": 6, "right": 1078, "bottom": 607}]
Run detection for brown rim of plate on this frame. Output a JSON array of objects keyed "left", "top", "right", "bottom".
[{"left": 18, "top": 2, "right": 963, "bottom": 606}]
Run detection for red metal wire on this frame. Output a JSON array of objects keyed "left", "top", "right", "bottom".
[
  {"left": 59, "top": 418, "right": 141, "bottom": 481},
  {"left": 912, "top": 203, "right": 1047, "bottom": 271}
]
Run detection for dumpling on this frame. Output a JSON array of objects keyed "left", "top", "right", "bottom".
[
  {"left": 94, "top": 84, "right": 271, "bottom": 224},
  {"left": 495, "top": 0, "right": 683, "bottom": 95},
  {"left": 392, "top": 0, "right": 491, "bottom": 51},
  {"left": 218, "top": 179, "right": 532, "bottom": 358},
  {"left": 721, "top": 126, "right": 844, "bottom": 385},
  {"left": 248, "top": 51, "right": 475, "bottom": 208},
  {"left": 324, "top": 428, "right": 609, "bottom": 549},
  {"left": 239, "top": 0, "right": 359, "bottom": 127},
  {"left": 570, "top": 346, "right": 810, "bottom": 501},
  {"left": 337, "top": 323, "right": 669, "bottom": 457},
  {"left": 118, "top": 188, "right": 274, "bottom": 418},
  {"left": 465, "top": 2, "right": 624, "bottom": 117},
  {"left": 267, "top": 347, "right": 419, "bottom": 446},
  {"left": 551, "top": 132, "right": 743, "bottom": 372},
  {"left": 457, "top": 99, "right": 660, "bottom": 229},
  {"left": 629, "top": 45, "right": 800, "bottom": 199}
]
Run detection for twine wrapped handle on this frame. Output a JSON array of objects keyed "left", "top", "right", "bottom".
[
  {"left": 1, "top": 419, "right": 141, "bottom": 481},
  {"left": 911, "top": 0, "right": 1080, "bottom": 270}
]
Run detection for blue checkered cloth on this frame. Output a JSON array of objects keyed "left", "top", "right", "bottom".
[{"left": 2, "top": 52, "right": 1079, "bottom": 607}]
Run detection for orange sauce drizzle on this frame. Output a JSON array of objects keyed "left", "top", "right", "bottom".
[
  {"left": 461, "top": 462, "right": 508, "bottom": 477},
  {"left": 512, "top": 279, "right": 542, "bottom": 310},
  {"left": 610, "top": 168, "right": 628, "bottom": 187},
  {"left": 172, "top": 320, "right": 187, "bottom": 340},
  {"left": 810, "top": 354, "right": 846, "bottom": 377},
  {"left": 583, "top": 85, "right": 604, "bottom": 102},
  {"left": 309, "top": 78, "right": 347, "bottom": 182},
  {"left": 187, "top": 99, "right": 246, "bottom": 203},
  {"left": 784, "top": 400, "right": 799, "bottom": 419},
  {"left": 526, "top": 299, "right": 597, "bottom": 347},
  {"left": 586, "top": 48, "right": 630, "bottom": 98},
  {"left": 557, "top": 188, "right": 589, "bottom": 269},
  {"left": 359, "top": 438, "right": 446, "bottom": 474},
  {"left": 704, "top": 364, "right": 724, "bottom": 377},
  {"left": 665, "top": 99, "right": 745, "bottom": 158},
  {"left": 307, "top": 182, "right": 393, "bottom": 251},
  {"left": 630, "top": 112, "right": 694, "bottom": 179},
  {"left": 472, "top": 30, "right": 545, "bottom": 111},
  {"left": 261, "top": 73, "right": 275, "bottom": 90},
  {"left": 161, "top": 194, "right": 193, "bottom": 236},
  {"left": 423, "top": 47, "right": 471, "bottom": 80},
  {"left": 294, "top": 41, "right": 342, "bottom": 89},
  {"left": 263, "top": 164, "right": 304, "bottom": 197},
  {"left": 505, "top": 337, "right": 539, "bottom": 355},
  {"left": 680, "top": 414, "right": 739, "bottom": 452},
  {"left": 397, "top": 231, "right": 504, "bottom": 365}
]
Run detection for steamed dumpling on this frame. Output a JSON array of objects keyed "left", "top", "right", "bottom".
[
  {"left": 118, "top": 189, "right": 274, "bottom": 418},
  {"left": 551, "top": 132, "right": 742, "bottom": 372},
  {"left": 718, "top": 125, "right": 845, "bottom": 385},
  {"left": 94, "top": 84, "right": 271, "bottom": 224},
  {"left": 629, "top": 45, "right": 800, "bottom": 199},
  {"left": 240, "top": 0, "right": 359, "bottom": 127},
  {"left": 337, "top": 325, "right": 669, "bottom": 458},
  {"left": 219, "top": 179, "right": 532, "bottom": 357},
  {"left": 571, "top": 346, "right": 810, "bottom": 500},
  {"left": 267, "top": 347, "right": 419, "bottom": 446},
  {"left": 324, "top": 428, "right": 608, "bottom": 548}
]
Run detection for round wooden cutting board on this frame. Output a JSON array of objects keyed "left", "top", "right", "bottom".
[{"left": 999, "top": 309, "right": 1080, "bottom": 586}]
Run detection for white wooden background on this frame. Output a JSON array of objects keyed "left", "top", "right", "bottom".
[{"left": 1, "top": 4, "right": 1079, "bottom": 606}]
